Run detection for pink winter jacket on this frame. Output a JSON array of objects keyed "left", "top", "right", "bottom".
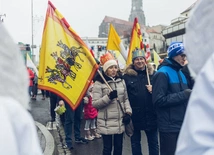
[{"left": 84, "top": 96, "right": 98, "bottom": 120}]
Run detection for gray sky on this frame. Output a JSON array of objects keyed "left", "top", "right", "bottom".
[{"left": 1, "top": 0, "right": 196, "bottom": 46}]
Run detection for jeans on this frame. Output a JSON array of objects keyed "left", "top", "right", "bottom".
[
  {"left": 102, "top": 133, "right": 123, "bottom": 155},
  {"left": 64, "top": 101, "right": 83, "bottom": 147},
  {"left": 28, "top": 86, "right": 33, "bottom": 97},
  {"left": 131, "top": 129, "right": 159, "bottom": 155},
  {"left": 159, "top": 132, "right": 179, "bottom": 155}
]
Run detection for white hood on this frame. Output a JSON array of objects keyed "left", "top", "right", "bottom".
[
  {"left": 176, "top": 0, "right": 214, "bottom": 154},
  {"left": 184, "top": 0, "right": 214, "bottom": 78},
  {"left": 0, "top": 23, "right": 29, "bottom": 109}
]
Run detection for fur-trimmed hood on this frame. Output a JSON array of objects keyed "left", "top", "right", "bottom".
[{"left": 123, "top": 64, "right": 154, "bottom": 76}]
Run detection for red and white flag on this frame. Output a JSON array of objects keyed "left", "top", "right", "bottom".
[{"left": 146, "top": 44, "right": 151, "bottom": 61}]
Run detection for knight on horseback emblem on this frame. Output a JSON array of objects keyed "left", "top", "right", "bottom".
[{"left": 42, "top": 40, "right": 86, "bottom": 89}]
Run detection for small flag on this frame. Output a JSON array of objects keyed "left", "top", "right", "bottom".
[
  {"left": 26, "top": 53, "right": 38, "bottom": 76},
  {"left": 106, "top": 24, "right": 127, "bottom": 59},
  {"left": 126, "top": 18, "right": 144, "bottom": 65},
  {"left": 153, "top": 50, "right": 161, "bottom": 68},
  {"left": 146, "top": 44, "right": 151, "bottom": 61}
]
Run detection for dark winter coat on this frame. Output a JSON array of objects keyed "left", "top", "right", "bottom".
[
  {"left": 152, "top": 58, "right": 190, "bottom": 132},
  {"left": 182, "top": 65, "right": 195, "bottom": 89},
  {"left": 123, "top": 64, "right": 157, "bottom": 131}
]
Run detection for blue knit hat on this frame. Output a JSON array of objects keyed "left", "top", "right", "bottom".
[
  {"left": 132, "top": 49, "right": 145, "bottom": 61},
  {"left": 167, "top": 42, "right": 185, "bottom": 58}
]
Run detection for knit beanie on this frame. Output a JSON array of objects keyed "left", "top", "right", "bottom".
[
  {"left": 100, "top": 52, "right": 118, "bottom": 72},
  {"left": 167, "top": 42, "right": 185, "bottom": 58},
  {"left": 103, "top": 59, "right": 118, "bottom": 72}
]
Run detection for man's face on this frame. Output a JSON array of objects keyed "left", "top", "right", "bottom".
[
  {"left": 133, "top": 57, "right": 146, "bottom": 70},
  {"left": 173, "top": 53, "right": 187, "bottom": 66}
]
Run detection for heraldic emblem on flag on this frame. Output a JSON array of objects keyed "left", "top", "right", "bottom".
[{"left": 38, "top": 1, "right": 98, "bottom": 110}]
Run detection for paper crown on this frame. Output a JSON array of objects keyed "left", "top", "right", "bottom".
[
  {"left": 132, "top": 48, "right": 145, "bottom": 60},
  {"left": 100, "top": 52, "right": 115, "bottom": 65}
]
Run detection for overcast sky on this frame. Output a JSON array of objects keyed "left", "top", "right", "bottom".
[{"left": 1, "top": 0, "right": 196, "bottom": 47}]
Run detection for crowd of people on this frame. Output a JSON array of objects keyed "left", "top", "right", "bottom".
[
  {"left": 2, "top": 0, "right": 214, "bottom": 154},
  {"left": 24, "top": 40, "right": 193, "bottom": 155},
  {"left": 26, "top": 40, "right": 192, "bottom": 155}
]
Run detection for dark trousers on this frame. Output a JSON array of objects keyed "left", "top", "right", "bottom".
[
  {"left": 46, "top": 90, "right": 50, "bottom": 97},
  {"left": 41, "top": 90, "right": 45, "bottom": 97},
  {"left": 102, "top": 133, "right": 123, "bottom": 155},
  {"left": 33, "top": 83, "right": 38, "bottom": 96},
  {"left": 159, "top": 132, "right": 179, "bottom": 155},
  {"left": 131, "top": 129, "right": 159, "bottom": 155},
  {"left": 50, "top": 94, "right": 57, "bottom": 121},
  {"left": 64, "top": 101, "right": 83, "bottom": 148}
]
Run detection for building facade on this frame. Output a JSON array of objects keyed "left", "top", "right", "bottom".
[
  {"left": 162, "top": 1, "right": 197, "bottom": 55},
  {"left": 82, "top": 37, "right": 108, "bottom": 60},
  {"left": 98, "top": 16, "right": 133, "bottom": 38}
]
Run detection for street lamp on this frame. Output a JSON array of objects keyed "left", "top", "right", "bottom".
[{"left": 31, "top": 0, "right": 43, "bottom": 63}]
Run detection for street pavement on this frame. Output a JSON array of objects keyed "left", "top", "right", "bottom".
[{"left": 30, "top": 94, "right": 149, "bottom": 155}]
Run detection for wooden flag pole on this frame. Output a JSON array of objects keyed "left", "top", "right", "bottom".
[
  {"left": 97, "top": 69, "right": 113, "bottom": 91},
  {"left": 146, "top": 65, "right": 151, "bottom": 85}
]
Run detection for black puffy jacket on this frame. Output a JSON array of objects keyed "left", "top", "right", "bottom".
[{"left": 123, "top": 65, "right": 157, "bottom": 131}]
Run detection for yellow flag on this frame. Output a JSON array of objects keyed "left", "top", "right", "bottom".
[
  {"left": 126, "top": 18, "right": 144, "bottom": 65},
  {"left": 39, "top": 1, "right": 98, "bottom": 110},
  {"left": 106, "top": 24, "right": 121, "bottom": 51},
  {"left": 106, "top": 24, "right": 127, "bottom": 68},
  {"left": 153, "top": 50, "right": 161, "bottom": 68}
]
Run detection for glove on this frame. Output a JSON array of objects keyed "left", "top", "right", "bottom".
[
  {"left": 122, "top": 113, "right": 131, "bottom": 125},
  {"left": 184, "top": 89, "right": 192, "bottom": 98},
  {"left": 108, "top": 90, "right": 118, "bottom": 100}
]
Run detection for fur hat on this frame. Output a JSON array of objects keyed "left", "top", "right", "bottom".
[
  {"left": 132, "top": 49, "right": 145, "bottom": 62},
  {"left": 167, "top": 42, "right": 185, "bottom": 58},
  {"left": 100, "top": 52, "right": 117, "bottom": 72}
]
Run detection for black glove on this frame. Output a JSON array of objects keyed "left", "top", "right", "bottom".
[
  {"left": 184, "top": 89, "right": 192, "bottom": 98},
  {"left": 108, "top": 90, "right": 118, "bottom": 100},
  {"left": 122, "top": 113, "right": 131, "bottom": 125}
]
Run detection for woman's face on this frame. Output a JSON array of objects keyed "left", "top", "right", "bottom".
[{"left": 106, "top": 65, "right": 118, "bottom": 77}]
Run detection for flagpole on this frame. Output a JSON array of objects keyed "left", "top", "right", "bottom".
[{"left": 31, "top": 0, "right": 34, "bottom": 63}]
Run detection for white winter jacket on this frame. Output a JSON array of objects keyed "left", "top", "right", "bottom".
[{"left": 92, "top": 73, "right": 132, "bottom": 135}]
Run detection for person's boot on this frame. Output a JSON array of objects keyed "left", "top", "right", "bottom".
[
  {"left": 91, "top": 128, "right": 101, "bottom": 139},
  {"left": 85, "top": 130, "right": 94, "bottom": 141}
]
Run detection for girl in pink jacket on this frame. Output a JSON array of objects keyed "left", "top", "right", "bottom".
[{"left": 83, "top": 83, "right": 101, "bottom": 140}]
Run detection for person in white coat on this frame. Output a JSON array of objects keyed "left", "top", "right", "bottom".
[
  {"left": 0, "top": 23, "right": 42, "bottom": 155},
  {"left": 176, "top": 0, "right": 214, "bottom": 154}
]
